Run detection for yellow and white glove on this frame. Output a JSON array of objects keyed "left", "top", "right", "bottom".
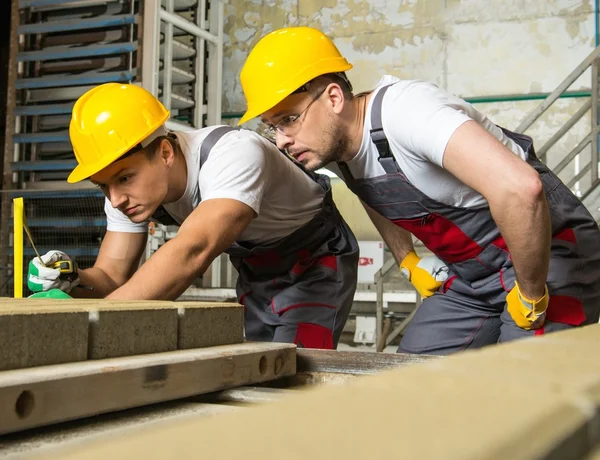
[
  {"left": 27, "top": 250, "right": 79, "bottom": 294},
  {"left": 399, "top": 251, "right": 449, "bottom": 298},
  {"left": 506, "top": 282, "right": 548, "bottom": 330}
]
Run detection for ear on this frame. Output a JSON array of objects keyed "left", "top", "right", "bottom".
[
  {"left": 159, "top": 139, "right": 175, "bottom": 167},
  {"left": 325, "top": 83, "right": 345, "bottom": 115}
]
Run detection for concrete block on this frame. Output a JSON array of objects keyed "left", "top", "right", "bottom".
[
  {"left": 177, "top": 302, "right": 244, "bottom": 349},
  {"left": 88, "top": 307, "right": 178, "bottom": 360},
  {"left": 0, "top": 304, "right": 88, "bottom": 371}
]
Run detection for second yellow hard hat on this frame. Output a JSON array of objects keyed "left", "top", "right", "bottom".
[{"left": 239, "top": 27, "right": 352, "bottom": 125}]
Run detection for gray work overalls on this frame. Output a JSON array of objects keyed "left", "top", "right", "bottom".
[
  {"left": 152, "top": 127, "right": 359, "bottom": 348},
  {"left": 336, "top": 85, "right": 600, "bottom": 355}
]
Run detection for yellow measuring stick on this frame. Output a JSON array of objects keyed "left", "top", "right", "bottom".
[{"left": 13, "top": 198, "right": 24, "bottom": 298}]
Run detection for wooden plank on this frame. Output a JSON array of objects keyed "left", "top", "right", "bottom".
[
  {"left": 275, "top": 349, "right": 442, "bottom": 386},
  {"left": 0, "top": 304, "right": 88, "bottom": 371},
  {"left": 0, "top": 342, "right": 295, "bottom": 435},
  {"left": 35, "top": 324, "right": 600, "bottom": 460},
  {"left": 296, "top": 349, "right": 440, "bottom": 374}
]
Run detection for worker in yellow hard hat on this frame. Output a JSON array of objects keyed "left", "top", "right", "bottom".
[
  {"left": 27, "top": 82, "right": 360, "bottom": 349},
  {"left": 239, "top": 26, "right": 600, "bottom": 354}
]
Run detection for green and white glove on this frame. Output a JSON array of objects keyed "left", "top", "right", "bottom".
[{"left": 27, "top": 250, "right": 79, "bottom": 294}]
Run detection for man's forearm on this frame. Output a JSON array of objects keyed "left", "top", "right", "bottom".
[
  {"left": 363, "top": 203, "right": 414, "bottom": 263},
  {"left": 106, "top": 237, "right": 210, "bottom": 300},
  {"left": 490, "top": 192, "right": 551, "bottom": 300},
  {"left": 70, "top": 267, "right": 121, "bottom": 298}
]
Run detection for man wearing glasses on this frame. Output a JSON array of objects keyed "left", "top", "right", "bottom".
[
  {"left": 27, "top": 82, "right": 360, "bottom": 349},
  {"left": 238, "top": 26, "right": 600, "bottom": 355}
]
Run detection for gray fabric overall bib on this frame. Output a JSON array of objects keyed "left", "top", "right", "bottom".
[{"left": 152, "top": 127, "right": 359, "bottom": 348}]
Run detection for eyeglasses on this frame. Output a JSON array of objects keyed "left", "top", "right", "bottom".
[{"left": 263, "top": 88, "right": 326, "bottom": 141}]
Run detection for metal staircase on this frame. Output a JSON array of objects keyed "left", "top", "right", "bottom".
[
  {"left": 516, "top": 45, "right": 600, "bottom": 222},
  {"left": 1, "top": 0, "right": 223, "bottom": 296}
]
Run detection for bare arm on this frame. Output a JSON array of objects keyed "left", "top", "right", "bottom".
[
  {"left": 362, "top": 202, "right": 415, "bottom": 263},
  {"left": 106, "top": 199, "right": 255, "bottom": 300},
  {"left": 442, "top": 120, "right": 551, "bottom": 300},
  {"left": 72, "top": 230, "right": 147, "bottom": 298}
]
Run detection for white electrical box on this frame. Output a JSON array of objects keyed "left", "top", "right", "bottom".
[{"left": 357, "top": 241, "right": 385, "bottom": 284}]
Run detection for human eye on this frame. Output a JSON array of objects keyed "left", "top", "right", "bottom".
[{"left": 277, "top": 115, "right": 298, "bottom": 128}]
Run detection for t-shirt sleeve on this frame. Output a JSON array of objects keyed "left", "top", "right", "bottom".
[
  {"left": 198, "top": 133, "right": 270, "bottom": 215},
  {"left": 104, "top": 198, "right": 149, "bottom": 233},
  {"left": 384, "top": 81, "right": 472, "bottom": 167}
]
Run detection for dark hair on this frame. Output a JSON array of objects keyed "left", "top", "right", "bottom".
[
  {"left": 292, "top": 72, "right": 354, "bottom": 100},
  {"left": 116, "top": 134, "right": 178, "bottom": 163},
  {"left": 144, "top": 133, "right": 180, "bottom": 159},
  {"left": 311, "top": 72, "right": 354, "bottom": 100}
]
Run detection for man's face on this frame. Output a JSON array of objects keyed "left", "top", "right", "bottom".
[
  {"left": 91, "top": 147, "right": 169, "bottom": 223},
  {"left": 261, "top": 85, "right": 350, "bottom": 171}
]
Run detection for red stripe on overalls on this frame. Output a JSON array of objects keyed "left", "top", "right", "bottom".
[
  {"left": 393, "top": 213, "right": 481, "bottom": 263},
  {"left": 272, "top": 300, "right": 337, "bottom": 315},
  {"left": 553, "top": 228, "right": 576, "bottom": 244},
  {"left": 292, "top": 252, "right": 338, "bottom": 276},
  {"left": 535, "top": 295, "right": 586, "bottom": 336},
  {"left": 294, "top": 323, "right": 334, "bottom": 349}
]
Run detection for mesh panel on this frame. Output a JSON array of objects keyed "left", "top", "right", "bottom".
[{"left": 0, "top": 189, "right": 106, "bottom": 297}]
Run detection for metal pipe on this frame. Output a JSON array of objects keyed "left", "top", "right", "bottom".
[
  {"left": 159, "top": 8, "right": 219, "bottom": 45},
  {"left": 552, "top": 133, "right": 592, "bottom": 176},
  {"left": 141, "top": 0, "right": 160, "bottom": 96},
  {"left": 566, "top": 162, "right": 592, "bottom": 189},
  {"left": 162, "top": 0, "right": 174, "bottom": 111},
  {"left": 374, "top": 257, "right": 396, "bottom": 352},
  {"left": 221, "top": 90, "right": 592, "bottom": 121},
  {"left": 537, "top": 99, "right": 592, "bottom": 162},
  {"left": 592, "top": 62, "right": 599, "bottom": 185},
  {"left": 194, "top": 0, "right": 207, "bottom": 128},
  {"left": 516, "top": 46, "right": 600, "bottom": 133}
]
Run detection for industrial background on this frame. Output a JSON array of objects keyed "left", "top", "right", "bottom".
[
  {"left": 2, "top": 2, "right": 600, "bottom": 458},
  {"left": 1, "top": 0, "right": 599, "bottom": 350}
]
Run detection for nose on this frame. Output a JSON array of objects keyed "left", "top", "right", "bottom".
[
  {"left": 109, "top": 187, "right": 127, "bottom": 209},
  {"left": 275, "top": 130, "right": 293, "bottom": 151}
]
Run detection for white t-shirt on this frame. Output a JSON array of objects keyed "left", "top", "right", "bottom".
[
  {"left": 327, "top": 76, "right": 526, "bottom": 208},
  {"left": 105, "top": 127, "right": 325, "bottom": 244}
]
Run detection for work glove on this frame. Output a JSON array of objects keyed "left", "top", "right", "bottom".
[
  {"left": 27, "top": 250, "right": 80, "bottom": 294},
  {"left": 506, "top": 282, "right": 548, "bottom": 330},
  {"left": 399, "top": 251, "right": 449, "bottom": 298}
]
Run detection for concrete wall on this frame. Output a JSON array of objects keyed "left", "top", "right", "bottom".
[{"left": 222, "top": 0, "right": 597, "bottom": 240}]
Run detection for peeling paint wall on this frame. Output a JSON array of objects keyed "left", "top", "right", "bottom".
[{"left": 222, "top": 0, "right": 597, "bottom": 239}]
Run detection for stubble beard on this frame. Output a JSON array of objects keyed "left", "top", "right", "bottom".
[{"left": 304, "top": 122, "right": 351, "bottom": 172}]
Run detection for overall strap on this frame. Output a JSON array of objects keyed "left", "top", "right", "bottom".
[
  {"left": 337, "top": 83, "right": 399, "bottom": 182},
  {"left": 200, "top": 126, "right": 239, "bottom": 168},
  {"left": 370, "top": 84, "right": 400, "bottom": 174},
  {"left": 151, "top": 126, "right": 238, "bottom": 226}
]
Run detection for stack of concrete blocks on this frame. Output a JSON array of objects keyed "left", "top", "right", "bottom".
[{"left": 0, "top": 299, "right": 244, "bottom": 370}]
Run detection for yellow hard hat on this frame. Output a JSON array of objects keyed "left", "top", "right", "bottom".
[
  {"left": 68, "top": 83, "right": 170, "bottom": 183},
  {"left": 238, "top": 27, "right": 352, "bottom": 125}
]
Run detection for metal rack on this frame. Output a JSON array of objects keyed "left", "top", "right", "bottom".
[{"left": 1, "top": 0, "right": 224, "bottom": 296}]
